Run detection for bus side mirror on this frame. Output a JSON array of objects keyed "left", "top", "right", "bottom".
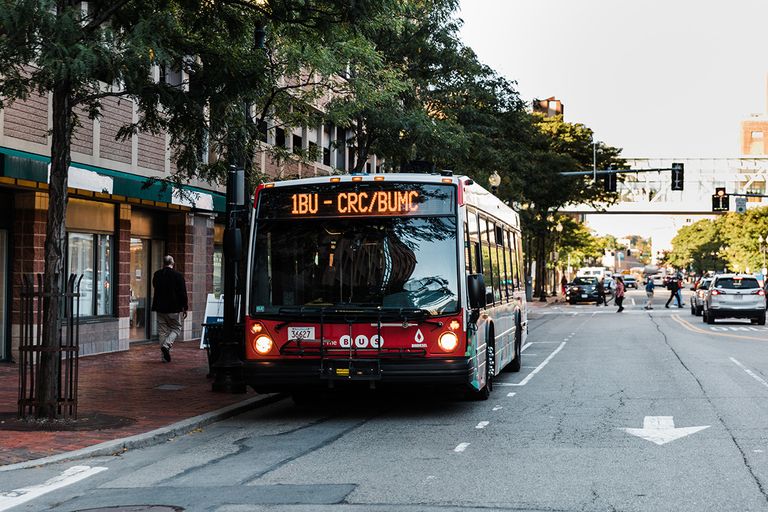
[{"left": 467, "top": 274, "right": 486, "bottom": 309}]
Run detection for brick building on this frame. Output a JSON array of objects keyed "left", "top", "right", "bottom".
[{"left": 0, "top": 89, "right": 366, "bottom": 361}]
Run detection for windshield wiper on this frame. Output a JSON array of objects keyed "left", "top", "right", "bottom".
[{"left": 273, "top": 305, "right": 444, "bottom": 329}]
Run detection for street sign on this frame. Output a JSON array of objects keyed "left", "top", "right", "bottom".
[
  {"left": 735, "top": 196, "right": 747, "bottom": 213},
  {"left": 623, "top": 416, "right": 710, "bottom": 445}
]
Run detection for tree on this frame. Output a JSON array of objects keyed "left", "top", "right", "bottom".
[
  {"left": 0, "top": 0, "right": 393, "bottom": 418},
  {"left": 0, "top": 0, "right": 195, "bottom": 418}
]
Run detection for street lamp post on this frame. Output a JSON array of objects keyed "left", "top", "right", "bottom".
[
  {"left": 488, "top": 171, "right": 501, "bottom": 195},
  {"left": 553, "top": 222, "right": 563, "bottom": 296}
]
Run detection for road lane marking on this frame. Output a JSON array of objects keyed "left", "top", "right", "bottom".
[
  {"left": 730, "top": 357, "right": 768, "bottom": 390},
  {"left": 521, "top": 342, "right": 533, "bottom": 352},
  {"left": 0, "top": 465, "right": 107, "bottom": 511},
  {"left": 492, "top": 405, "right": 503, "bottom": 411},
  {"left": 475, "top": 421, "right": 490, "bottom": 429},
  {"left": 454, "top": 443, "right": 470, "bottom": 452},
  {"left": 507, "top": 392, "right": 516, "bottom": 397},
  {"left": 506, "top": 342, "right": 567, "bottom": 386},
  {"left": 672, "top": 315, "right": 767, "bottom": 342},
  {"left": 631, "top": 299, "right": 636, "bottom": 305}
]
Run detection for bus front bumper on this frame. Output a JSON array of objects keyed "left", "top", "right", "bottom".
[{"left": 242, "top": 357, "right": 473, "bottom": 392}]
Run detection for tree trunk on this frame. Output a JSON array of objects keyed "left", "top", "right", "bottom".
[
  {"left": 37, "top": 82, "right": 73, "bottom": 419},
  {"left": 352, "top": 117, "right": 367, "bottom": 173},
  {"left": 536, "top": 234, "right": 547, "bottom": 301}
]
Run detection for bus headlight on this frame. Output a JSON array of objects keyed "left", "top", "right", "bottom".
[
  {"left": 253, "top": 335, "right": 274, "bottom": 355},
  {"left": 438, "top": 331, "right": 459, "bottom": 352}
]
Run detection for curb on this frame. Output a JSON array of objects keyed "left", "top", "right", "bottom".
[{"left": 0, "top": 393, "right": 285, "bottom": 472}]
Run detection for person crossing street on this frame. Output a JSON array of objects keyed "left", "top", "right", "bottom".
[{"left": 615, "top": 276, "right": 625, "bottom": 312}]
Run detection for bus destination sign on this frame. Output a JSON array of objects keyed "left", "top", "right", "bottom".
[{"left": 257, "top": 183, "right": 455, "bottom": 219}]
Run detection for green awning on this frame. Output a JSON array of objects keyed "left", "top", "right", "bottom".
[{"left": 0, "top": 147, "right": 225, "bottom": 212}]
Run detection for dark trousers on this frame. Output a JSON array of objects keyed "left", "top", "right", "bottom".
[
  {"left": 665, "top": 290, "right": 682, "bottom": 307},
  {"left": 597, "top": 292, "right": 607, "bottom": 306},
  {"left": 616, "top": 296, "right": 624, "bottom": 310}
]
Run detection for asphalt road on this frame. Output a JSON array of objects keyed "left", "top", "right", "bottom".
[{"left": 6, "top": 288, "right": 768, "bottom": 511}]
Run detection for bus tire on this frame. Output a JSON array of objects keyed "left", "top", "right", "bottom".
[{"left": 471, "top": 331, "right": 494, "bottom": 401}]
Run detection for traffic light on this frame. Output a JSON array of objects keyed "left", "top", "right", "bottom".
[
  {"left": 712, "top": 187, "right": 729, "bottom": 212},
  {"left": 671, "top": 162, "right": 684, "bottom": 191},
  {"left": 603, "top": 165, "right": 617, "bottom": 192}
]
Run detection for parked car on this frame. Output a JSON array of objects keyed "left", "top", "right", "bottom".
[
  {"left": 566, "top": 276, "right": 600, "bottom": 304},
  {"left": 690, "top": 277, "right": 712, "bottom": 316},
  {"left": 623, "top": 276, "right": 638, "bottom": 289},
  {"left": 702, "top": 274, "right": 766, "bottom": 324}
]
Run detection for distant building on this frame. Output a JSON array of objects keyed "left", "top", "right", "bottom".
[
  {"left": 533, "top": 97, "right": 564, "bottom": 118},
  {"left": 738, "top": 77, "right": 768, "bottom": 199},
  {"left": 740, "top": 114, "right": 768, "bottom": 155}
]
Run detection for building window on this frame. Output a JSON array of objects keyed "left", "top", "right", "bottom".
[
  {"left": 67, "top": 232, "right": 113, "bottom": 317},
  {"left": 275, "top": 128, "right": 286, "bottom": 148},
  {"left": 292, "top": 134, "right": 302, "bottom": 154},
  {"left": 752, "top": 131, "right": 764, "bottom": 139}
]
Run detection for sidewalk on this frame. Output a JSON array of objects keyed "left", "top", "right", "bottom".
[
  {"left": 527, "top": 295, "right": 564, "bottom": 308},
  {"left": 0, "top": 341, "right": 264, "bottom": 468}
]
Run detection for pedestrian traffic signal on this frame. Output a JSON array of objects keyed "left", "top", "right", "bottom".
[
  {"left": 712, "top": 187, "right": 729, "bottom": 212},
  {"left": 603, "top": 165, "right": 617, "bottom": 192},
  {"left": 671, "top": 162, "right": 684, "bottom": 191}
]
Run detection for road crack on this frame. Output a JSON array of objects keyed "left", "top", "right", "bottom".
[{"left": 649, "top": 313, "right": 768, "bottom": 505}]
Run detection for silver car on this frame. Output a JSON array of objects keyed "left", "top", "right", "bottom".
[
  {"left": 703, "top": 274, "right": 766, "bottom": 325},
  {"left": 690, "top": 277, "right": 712, "bottom": 316}
]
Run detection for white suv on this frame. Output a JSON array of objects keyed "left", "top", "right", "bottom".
[{"left": 703, "top": 274, "right": 766, "bottom": 325}]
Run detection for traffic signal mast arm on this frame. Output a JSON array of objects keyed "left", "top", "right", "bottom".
[{"left": 559, "top": 167, "right": 678, "bottom": 176}]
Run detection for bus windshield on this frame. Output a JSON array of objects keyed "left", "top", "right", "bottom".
[{"left": 250, "top": 216, "right": 459, "bottom": 316}]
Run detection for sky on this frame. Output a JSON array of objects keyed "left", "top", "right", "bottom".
[
  {"left": 458, "top": 0, "right": 768, "bottom": 158},
  {"left": 458, "top": 1, "right": 768, "bottom": 250}
]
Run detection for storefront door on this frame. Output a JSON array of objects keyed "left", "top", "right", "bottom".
[
  {"left": 129, "top": 238, "right": 149, "bottom": 340},
  {"left": 129, "top": 237, "right": 166, "bottom": 341}
]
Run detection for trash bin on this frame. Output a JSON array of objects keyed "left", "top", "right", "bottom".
[{"left": 525, "top": 276, "right": 533, "bottom": 302}]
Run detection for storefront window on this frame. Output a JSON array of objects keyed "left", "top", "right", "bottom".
[{"left": 67, "top": 232, "right": 113, "bottom": 317}]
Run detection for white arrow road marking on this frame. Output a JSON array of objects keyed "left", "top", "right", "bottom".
[
  {"left": 454, "top": 443, "right": 470, "bottom": 453},
  {"left": 492, "top": 405, "right": 503, "bottom": 411},
  {"left": 623, "top": 416, "right": 709, "bottom": 445},
  {"left": 507, "top": 392, "right": 516, "bottom": 397},
  {"left": 0, "top": 465, "right": 107, "bottom": 511},
  {"left": 475, "top": 421, "right": 490, "bottom": 429}
]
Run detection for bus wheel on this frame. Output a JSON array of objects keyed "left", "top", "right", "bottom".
[{"left": 471, "top": 340, "right": 494, "bottom": 401}]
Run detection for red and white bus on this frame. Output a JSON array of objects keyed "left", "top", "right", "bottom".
[{"left": 244, "top": 173, "right": 528, "bottom": 399}]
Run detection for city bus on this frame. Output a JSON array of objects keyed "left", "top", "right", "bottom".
[{"left": 243, "top": 172, "right": 528, "bottom": 400}]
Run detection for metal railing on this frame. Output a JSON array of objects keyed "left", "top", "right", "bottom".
[{"left": 17, "top": 273, "right": 82, "bottom": 420}]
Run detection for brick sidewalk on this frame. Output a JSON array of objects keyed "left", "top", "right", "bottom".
[{"left": 0, "top": 341, "right": 258, "bottom": 466}]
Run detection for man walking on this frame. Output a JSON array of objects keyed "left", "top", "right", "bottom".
[
  {"left": 664, "top": 275, "right": 682, "bottom": 308},
  {"left": 152, "top": 255, "right": 188, "bottom": 362},
  {"left": 644, "top": 276, "right": 655, "bottom": 309},
  {"left": 596, "top": 277, "right": 607, "bottom": 307}
]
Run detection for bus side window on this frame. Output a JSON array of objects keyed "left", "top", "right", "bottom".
[
  {"left": 502, "top": 230, "right": 513, "bottom": 300},
  {"left": 464, "top": 221, "right": 472, "bottom": 274},
  {"left": 509, "top": 231, "right": 520, "bottom": 290},
  {"left": 468, "top": 210, "right": 482, "bottom": 274},
  {"left": 480, "top": 217, "right": 494, "bottom": 304},
  {"left": 514, "top": 232, "right": 524, "bottom": 290},
  {"left": 490, "top": 223, "right": 502, "bottom": 303}
]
